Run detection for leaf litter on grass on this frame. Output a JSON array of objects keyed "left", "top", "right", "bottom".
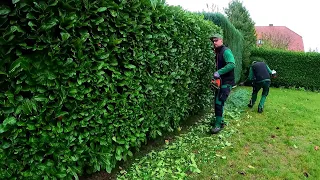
[{"left": 117, "top": 88, "right": 251, "bottom": 179}]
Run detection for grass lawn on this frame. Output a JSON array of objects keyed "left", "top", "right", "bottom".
[
  {"left": 189, "top": 87, "right": 320, "bottom": 180},
  {"left": 98, "top": 87, "right": 320, "bottom": 180}
]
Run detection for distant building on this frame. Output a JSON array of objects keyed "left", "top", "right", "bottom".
[{"left": 255, "top": 24, "right": 304, "bottom": 51}]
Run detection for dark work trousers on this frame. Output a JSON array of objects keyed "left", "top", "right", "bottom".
[
  {"left": 251, "top": 81, "right": 270, "bottom": 108},
  {"left": 214, "top": 85, "right": 232, "bottom": 128}
]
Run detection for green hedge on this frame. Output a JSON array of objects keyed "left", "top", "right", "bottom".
[
  {"left": 251, "top": 48, "right": 320, "bottom": 90},
  {"left": 201, "top": 12, "right": 244, "bottom": 84},
  {"left": 0, "top": 0, "right": 220, "bottom": 179}
]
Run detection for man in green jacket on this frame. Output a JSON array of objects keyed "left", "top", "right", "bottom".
[
  {"left": 210, "top": 33, "right": 236, "bottom": 134},
  {"left": 247, "top": 61, "right": 273, "bottom": 113}
]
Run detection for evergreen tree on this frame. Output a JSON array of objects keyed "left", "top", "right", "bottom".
[{"left": 224, "top": 0, "right": 257, "bottom": 80}]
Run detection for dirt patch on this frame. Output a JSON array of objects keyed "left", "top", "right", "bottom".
[{"left": 80, "top": 172, "right": 113, "bottom": 180}]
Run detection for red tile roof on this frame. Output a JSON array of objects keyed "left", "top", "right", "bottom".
[{"left": 255, "top": 26, "right": 304, "bottom": 51}]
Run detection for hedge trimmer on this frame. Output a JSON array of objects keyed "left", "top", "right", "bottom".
[
  {"left": 210, "top": 77, "right": 221, "bottom": 90},
  {"left": 271, "top": 70, "right": 277, "bottom": 78}
]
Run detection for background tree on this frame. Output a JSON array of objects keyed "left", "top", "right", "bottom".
[
  {"left": 308, "top": 47, "right": 319, "bottom": 52},
  {"left": 205, "top": 3, "right": 222, "bottom": 13},
  {"left": 224, "top": 0, "right": 257, "bottom": 81},
  {"left": 258, "top": 32, "right": 292, "bottom": 50}
]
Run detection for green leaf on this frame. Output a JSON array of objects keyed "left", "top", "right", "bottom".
[
  {"left": 3, "top": 117, "right": 17, "bottom": 126},
  {"left": 30, "top": 100, "right": 37, "bottom": 112},
  {"left": 117, "top": 139, "right": 125, "bottom": 144},
  {"left": 65, "top": 58, "right": 73, "bottom": 66},
  {"left": 2, "top": 142, "right": 11, "bottom": 149},
  {"left": 115, "top": 155, "right": 122, "bottom": 161},
  {"left": 5, "top": 46, "right": 15, "bottom": 55},
  {"left": 190, "top": 166, "right": 201, "bottom": 173},
  {"left": 98, "top": 99, "right": 107, "bottom": 108},
  {"left": 0, "top": 71, "right": 8, "bottom": 76},
  {"left": 70, "top": 156, "right": 78, "bottom": 161},
  {"left": 94, "top": 163, "right": 101, "bottom": 171},
  {"left": 27, "top": 124, "right": 36, "bottom": 130},
  {"left": 127, "top": 150, "right": 133, "bottom": 157},
  {"left": 56, "top": 173, "right": 67, "bottom": 178},
  {"left": 80, "top": 30, "right": 90, "bottom": 41},
  {"left": 5, "top": 91, "right": 14, "bottom": 104},
  {"left": 116, "top": 146, "right": 123, "bottom": 155},
  {"left": 61, "top": 32, "right": 71, "bottom": 41},
  {"left": 107, "top": 105, "right": 114, "bottom": 111},
  {"left": 17, "top": 121, "right": 25, "bottom": 127},
  {"left": 110, "top": 10, "right": 117, "bottom": 17},
  {"left": 56, "top": 111, "right": 69, "bottom": 117},
  {"left": 124, "top": 64, "right": 136, "bottom": 69},
  {"left": 26, "top": 13, "right": 36, "bottom": 19},
  {"left": 124, "top": 71, "right": 133, "bottom": 77},
  {"left": 69, "top": 88, "right": 77, "bottom": 94},
  {"left": 22, "top": 99, "right": 33, "bottom": 114},
  {"left": 12, "top": 0, "right": 20, "bottom": 4},
  {"left": 149, "top": 0, "right": 158, "bottom": 10},
  {"left": 97, "top": 7, "right": 107, "bottom": 12},
  {"left": 49, "top": 0, "right": 58, "bottom": 6},
  {"left": 156, "top": 130, "right": 162, "bottom": 136},
  {"left": 112, "top": 136, "right": 117, "bottom": 142},
  {"left": 34, "top": 95, "right": 47, "bottom": 102},
  {"left": 2, "top": 107, "right": 14, "bottom": 114},
  {"left": 113, "top": 39, "right": 122, "bottom": 45},
  {"left": 98, "top": 53, "right": 109, "bottom": 60},
  {"left": 7, "top": 35, "right": 15, "bottom": 42},
  {"left": 0, "top": 6, "right": 11, "bottom": 15},
  {"left": 110, "top": 59, "right": 118, "bottom": 66},
  {"left": 15, "top": 105, "right": 22, "bottom": 115},
  {"left": 42, "top": 18, "right": 58, "bottom": 30},
  {"left": 94, "top": 17, "right": 104, "bottom": 25},
  {"left": 57, "top": 121, "right": 63, "bottom": 133},
  {"left": 9, "top": 60, "right": 21, "bottom": 74},
  {"left": 10, "top": 26, "right": 24, "bottom": 33},
  {"left": 28, "top": 21, "right": 36, "bottom": 27},
  {"left": 49, "top": 94, "right": 55, "bottom": 100},
  {"left": 71, "top": 170, "right": 79, "bottom": 180},
  {"left": 0, "top": 125, "right": 7, "bottom": 134},
  {"left": 38, "top": 164, "right": 46, "bottom": 171},
  {"left": 47, "top": 72, "right": 56, "bottom": 80}
]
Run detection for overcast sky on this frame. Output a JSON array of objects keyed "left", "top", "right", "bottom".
[{"left": 165, "top": 0, "right": 320, "bottom": 52}]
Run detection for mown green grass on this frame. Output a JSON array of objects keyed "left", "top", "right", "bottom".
[
  {"left": 189, "top": 87, "right": 320, "bottom": 180},
  {"left": 115, "top": 87, "right": 320, "bottom": 180}
]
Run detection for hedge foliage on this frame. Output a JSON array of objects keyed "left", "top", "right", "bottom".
[
  {"left": 202, "top": 12, "right": 244, "bottom": 84},
  {"left": 251, "top": 48, "right": 320, "bottom": 90},
  {"left": 224, "top": 0, "right": 257, "bottom": 82},
  {"left": 0, "top": 0, "right": 220, "bottom": 179}
]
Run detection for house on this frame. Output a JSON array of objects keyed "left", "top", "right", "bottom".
[{"left": 255, "top": 24, "right": 304, "bottom": 51}]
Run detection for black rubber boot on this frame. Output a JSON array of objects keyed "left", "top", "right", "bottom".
[
  {"left": 221, "top": 121, "right": 226, "bottom": 128},
  {"left": 211, "top": 127, "right": 222, "bottom": 134},
  {"left": 248, "top": 99, "right": 254, "bottom": 108}
]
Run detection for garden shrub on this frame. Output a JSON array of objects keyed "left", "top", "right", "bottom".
[
  {"left": 0, "top": 0, "right": 220, "bottom": 179},
  {"left": 251, "top": 48, "right": 320, "bottom": 90}
]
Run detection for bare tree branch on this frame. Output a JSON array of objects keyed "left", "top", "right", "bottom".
[
  {"left": 258, "top": 31, "right": 292, "bottom": 50},
  {"left": 205, "top": 3, "right": 222, "bottom": 13}
]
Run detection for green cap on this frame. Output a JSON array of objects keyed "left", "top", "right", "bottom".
[{"left": 211, "top": 33, "right": 223, "bottom": 39}]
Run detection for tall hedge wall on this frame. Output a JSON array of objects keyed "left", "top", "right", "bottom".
[
  {"left": 0, "top": 0, "right": 220, "bottom": 179},
  {"left": 251, "top": 48, "right": 320, "bottom": 90},
  {"left": 202, "top": 12, "right": 244, "bottom": 84}
]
